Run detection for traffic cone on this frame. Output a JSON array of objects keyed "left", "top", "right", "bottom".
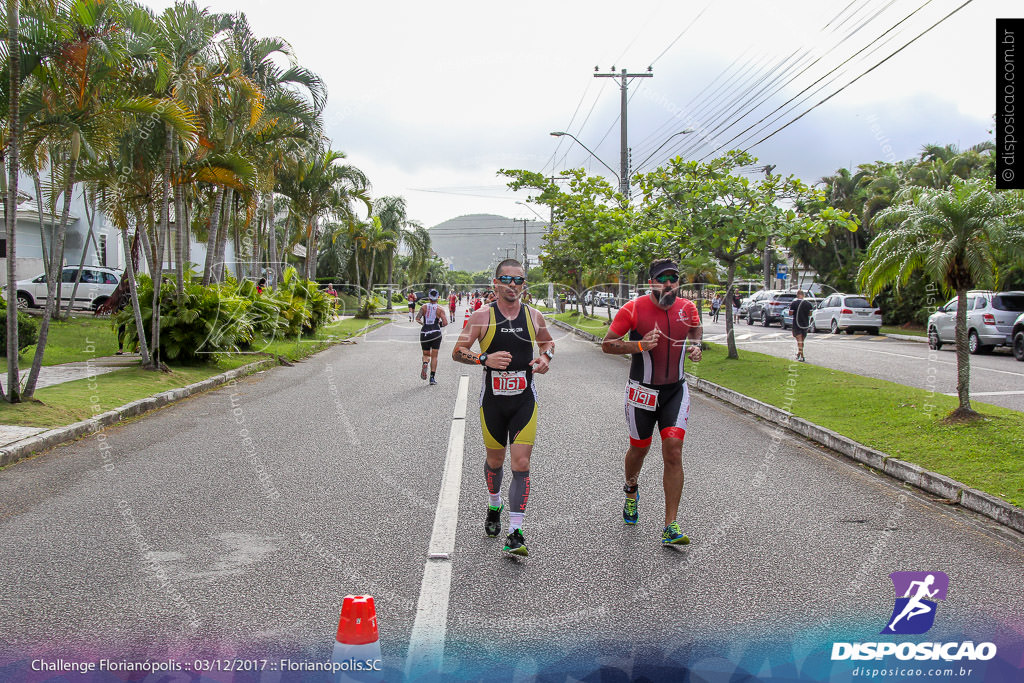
[
  {"left": 332, "top": 595, "right": 382, "bottom": 682},
  {"left": 462, "top": 308, "right": 471, "bottom": 328}
]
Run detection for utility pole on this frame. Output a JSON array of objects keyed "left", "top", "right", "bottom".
[
  {"left": 514, "top": 218, "right": 529, "bottom": 275},
  {"left": 761, "top": 164, "right": 777, "bottom": 290},
  {"left": 594, "top": 66, "right": 653, "bottom": 197}
]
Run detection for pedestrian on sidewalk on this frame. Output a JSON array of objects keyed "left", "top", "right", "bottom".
[
  {"left": 711, "top": 293, "right": 721, "bottom": 323},
  {"left": 451, "top": 259, "right": 554, "bottom": 557},
  {"left": 601, "top": 258, "right": 702, "bottom": 546},
  {"left": 789, "top": 290, "right": 814, "bottom": 362}
]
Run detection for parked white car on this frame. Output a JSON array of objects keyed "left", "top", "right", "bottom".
[
  {"left": 15, "top": 266, "right": 121, "bottom": 311},
  {"left": 811, "top": 294, "right": 882, "bottom": 335}
]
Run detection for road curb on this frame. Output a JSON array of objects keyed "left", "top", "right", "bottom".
[
  {"left": 0, "top": 358, "right": 278, "bottom": 469},
  {"left": 883, "top": 332, "right": 928, "bottom": 343},
  {"left": 549, "top": 317, "right": 1024, "bottom": 535}
]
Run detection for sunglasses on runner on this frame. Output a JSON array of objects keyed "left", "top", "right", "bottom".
[
  {"left": 654, "top": 273, "right": 680, "bottom": 283},
  {"left": 497, "top": 275, "right": 526, "bottom": 285}
]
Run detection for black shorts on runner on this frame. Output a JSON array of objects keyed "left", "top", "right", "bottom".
[
  {"left": 480, "top": 388, "right": 538, "bottom": 448},
  {"left": 420, "top": 330, "right": 442, "bottom": 351},
  {"left": 792, "top": 326, "right": 808, "bottom": 338},
  {"left": 624, "top": 380, "right": 690, "bottom": 448}
]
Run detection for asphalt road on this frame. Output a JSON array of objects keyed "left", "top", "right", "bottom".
[
  {"left": 1, "top": 306, "right": 1022, "bottom": 681},
  {"left": 698, "top": 317, "right": 1024, "bottom": 413}
]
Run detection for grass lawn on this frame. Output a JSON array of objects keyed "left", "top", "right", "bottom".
[
  {"left": 0, "top": 316, "right": 388, "bottom": 429},
  {"left": 1, "top": 315, "right": 119, "bottom": 370},
  {"left": 882, "top": 324, "right": 926, "bottom": 337},
  {"left": 554, "top": 312, "right": 1024, "bottom": 508},
  {"left": 551, "top": 310, "right": 614, "bottom": 337}
]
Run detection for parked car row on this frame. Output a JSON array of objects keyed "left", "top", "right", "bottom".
[{"left": 742, "top": 290, "right": 882, "bottom": 335}]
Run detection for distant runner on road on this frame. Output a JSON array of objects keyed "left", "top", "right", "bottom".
[
  {"left": 417, "top": 289, "right": 449, "bottom": 386},
  {"left": 452, "top": 259, "right": 554, "bottom": 557},
  {"left": 407, "top": 291, "right": 417, "bottom": 322},
  {"left": 601, "top": 258, "right": 702, "bottom": 546},
  {"left": 448, "top": 291, "right": 458, "bottom": 319}
]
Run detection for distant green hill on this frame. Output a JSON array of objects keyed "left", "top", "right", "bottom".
[{"left": 429, "top": 213, "right": 548, "bottom": 272}]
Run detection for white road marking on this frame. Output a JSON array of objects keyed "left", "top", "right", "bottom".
[
  {"left": 943, "top": 390, "right": 1024, "bottom": 397},
  {"left": 405, "top": 374, "right": 469, "bottom": 677},
  {"left": 729, "top": 336, "right": 1024, "bottom": 378}
]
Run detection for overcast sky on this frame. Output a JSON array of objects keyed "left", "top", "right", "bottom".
[{"left": 140, "top": 0, "right": 1013, "bottom": 229}]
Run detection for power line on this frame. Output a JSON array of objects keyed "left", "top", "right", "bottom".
[
  {"left": 654, "top": 0, "right": 911, "bottom": 165},
  {"left": 647, "top": 0, "right": 714, "bottom": 66},
  {"left": 692, "top": 0, "right": 918, "bottom": 161},
  {"left": 743, "top": 0, "right": 976, "bottom": 152},
  {"left": 636, "top": 0, "right": 884, "bottom": 167}
]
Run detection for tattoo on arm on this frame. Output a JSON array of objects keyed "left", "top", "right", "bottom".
[
  {"left": 454, "top": 347, "right": 481, "bottom": 365},
  {"left": 602, "top": 337, "right": 640, "bottom": 355}
]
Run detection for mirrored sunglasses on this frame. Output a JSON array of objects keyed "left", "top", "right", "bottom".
[
  {"left": 497, "top": 275, "right": 526, "bottom": 285},
  {"left": 654, "top": 273, "right": 680, "bottom": 283}
]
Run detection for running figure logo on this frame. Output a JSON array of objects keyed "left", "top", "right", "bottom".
[{"left": 881, "top": 571, "right": 949, "bottom": 635}]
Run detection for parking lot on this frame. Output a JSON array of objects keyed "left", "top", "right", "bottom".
[{"left": 699, "top": 317, "right": 1024, "bottom": 412}]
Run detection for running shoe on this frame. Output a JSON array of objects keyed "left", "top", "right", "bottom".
[
  {"left": 503, "top": 528, "right": 528, "bottom": 556},
  {"left": 420, "top": 362, "right": 428, "bottom": 380},
  {"left": 661, "top": 521, "right": 690, "bottom": 545},
  {"left": 485, "top": 503, "right": 503, "bottom": 537},
  {"left": 623, "top": 490, "right": 639, "bottom": 525},
  {"left": 429, "top": 377, "right": 437, "bottom": 385}
]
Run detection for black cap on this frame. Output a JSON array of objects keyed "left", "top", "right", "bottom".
[{"left": 649, "top": 258, "right": 679, "bottom": 280}]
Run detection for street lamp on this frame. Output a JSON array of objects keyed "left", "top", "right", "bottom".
[
  {"left": 515, "top": 201, "right": 546, "bottom": 222},
  {"left": 635, "top": 129, "right": 695, "bottom": 171},
  {"left": 549, "top": 131, "right": 620, "bottom": 184}
]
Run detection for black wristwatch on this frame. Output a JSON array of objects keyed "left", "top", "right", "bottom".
[{"left": 479, "top": 353, "right": 489, "bottom": 367}]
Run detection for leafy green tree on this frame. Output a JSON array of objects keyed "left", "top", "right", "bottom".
[
  {"left": 637, "top": 150, "right": 857, "bottom": 359},
  {"left": 859, "top": 177, "right": 1024, "bottom": 420}
]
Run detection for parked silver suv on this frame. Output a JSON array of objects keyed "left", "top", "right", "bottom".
[{"left": 927, "top": 290, "right": 1024, "bottom": 354}]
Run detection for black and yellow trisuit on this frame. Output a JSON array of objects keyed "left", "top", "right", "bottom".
[{"left": 478, "top": 301, "right": 539, "bottom": 449}]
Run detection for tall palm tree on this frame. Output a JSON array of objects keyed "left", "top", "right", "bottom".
[
  {"left": 20, "top": 0, "right": 196, "bottom": 393},
  {"left": 372, "top": 195, "right": 406, "bottom": 311},
  {"left": 859, "top": 177, "right": 1024, "bottom": 420}
]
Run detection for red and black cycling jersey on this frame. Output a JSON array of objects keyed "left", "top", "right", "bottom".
[{"left": 609, "top": 295, "right": 700, "bottom": 385}]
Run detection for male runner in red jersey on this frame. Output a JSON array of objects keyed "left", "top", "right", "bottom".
[{"left": 601, "top": 258, "right": 702, "bottom": 545}]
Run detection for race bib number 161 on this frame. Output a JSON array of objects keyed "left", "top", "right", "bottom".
[{"left": 492, "top": 371, "right": 528, "bottom": 396}]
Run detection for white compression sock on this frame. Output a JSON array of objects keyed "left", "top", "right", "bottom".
[
  {"left": 489, "top": 493, "right": 501, "bottom": 507},
  {"left": 509, "top": 512, "right": 524, "bottom": 531}
]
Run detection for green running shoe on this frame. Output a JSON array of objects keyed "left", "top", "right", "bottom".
[
  {"left": 661, "top": 521, "right": 690, "bottom": 546},
  {"left": 485, "top": 503, "right": 504, "bottom": 537},
  {"left": 503, "top": 528, "right": 528, "bottom": 556},
  {"left": 623, "top": 491, "right": 639, "bottom": 525}
]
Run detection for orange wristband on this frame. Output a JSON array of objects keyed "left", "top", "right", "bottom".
[{"left": 636, "top": 341, "right": 643, "bottom": 353}]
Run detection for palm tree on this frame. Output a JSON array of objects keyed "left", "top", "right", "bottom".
[
  {"left": 3, "top": 0, "right": 24, "bottom": 401},
  {"left": 859, "top": 177, "right": 1024, "bottom": 421},
  {"left": 20, "top": 0, "right": 197, "bottom": 393},
  {"left": 372, "top": 195, "right": 406, "bottom": 311}
]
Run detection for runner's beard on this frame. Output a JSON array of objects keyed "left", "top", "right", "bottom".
[{"left": 658, "top": 289, "right": 677, "bottom": 307}]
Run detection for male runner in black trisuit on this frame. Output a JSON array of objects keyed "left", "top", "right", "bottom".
[{"left": 452, "top": 259, "right": 554, "bottom": 556}]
